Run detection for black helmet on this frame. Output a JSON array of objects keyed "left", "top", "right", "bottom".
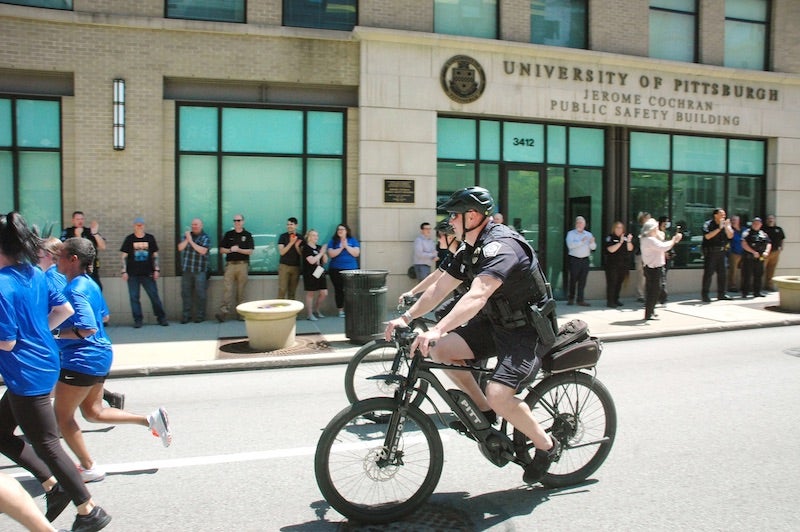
[
  {"left": 438, "top": 187, "right": 494, "bottom": 217},
  {"left": 435, "top": 219, "right": 455, "bottom": 235}
]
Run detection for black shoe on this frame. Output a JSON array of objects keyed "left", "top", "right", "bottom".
[
  {"left": 106, "top": 392, "right": 125, "bottom": 410},
  {"left": 180, "top": 318, "right": 189, "bottom": 324},
  {"left": 523, "top": 438, "right": 561, "bottom": 484},
  {"left": 754, "top": 292, "right": 766, "bottom": 298},
  {"left": 133, "top": 321, "right": 142, "bottom": 329},
  {"left": 701, "top": 296, "right": 712, "bottom": 303},
  {"left": 636, "top": 297, "right": 645, "bottom": 303},
  {"left": 71, "top": 506, "right": 111, "bottom": 532},
  {"left": 194, "top": 318, "right": 204, "bottom": 323},
  {"left": 215, "top": 312, "right": 226, "bottom": 323},
  {"left": 718, "top": 295, "right": 733, "bottom": 301},
  {"left": 566, "top": 299, "right": 574, "bottom": 305},
  {"left": 45, "top": 483, "right": 70, "bottom": 522},
  {"left": 158, "top": 318, "right": 169, "bottom": 326},
  {"left": 615, "top": 301, "right": 624, "bottom": 307},
  {"left": 741, "top": 293, "right": 749, "bottom": 299}
]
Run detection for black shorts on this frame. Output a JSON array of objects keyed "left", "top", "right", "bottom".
[
  {"left": 59, "top": 369, "right": 108, "bottom": 387},
  {"left": 452, "top": 318, "right": 541, "bottom": 392}
]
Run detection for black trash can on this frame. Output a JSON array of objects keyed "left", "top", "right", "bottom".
[{"left": 342, "top": 269, "right": 389, "bottom": 345}]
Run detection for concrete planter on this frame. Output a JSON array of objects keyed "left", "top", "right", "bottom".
[
  {"left": 773, "top": 276, "right": 800, "bottom": 313},
  {"left": 236, "top": 300, "right": 305, "bottom": 351}
]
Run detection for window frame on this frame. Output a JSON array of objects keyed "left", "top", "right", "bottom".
[
  {"left": 434, "top": 0, "right": 499, "bottom": 40},
  {"left": 175, "top": 102, "right": 347, "bottom": 275},
  {"left": 282, "top": 0, "right": 358, "bottom": 31},
  {"left": 0, "top": 94, "right": 63, "bottom": 236},
  {"left": 165, "top": 0, "right": 247, "bottom": 24},
  {"left": 0, "top": 0, "right": 72, "bottom": 9},
  {"left": 530, "top": 0, "right": 589, "bottom": 50},
  {"left": 724, "top": 0, "right": 771, "bottom": 71},
  {"left": 648, "top": 0, "right": 699, "bottom": 63}
]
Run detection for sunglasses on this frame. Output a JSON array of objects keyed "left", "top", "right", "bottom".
[{"left": 233, "top": 218, "right": 243, "bottom": 222}]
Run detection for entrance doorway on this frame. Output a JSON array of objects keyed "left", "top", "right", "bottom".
[{"left": 503, "top": 166, "right": 565, "bottom": 298}]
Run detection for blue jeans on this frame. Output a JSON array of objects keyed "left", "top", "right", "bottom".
[
  {"left": 181, "top": 270, "right": 208, "bottom": 320},
  {"left": 414, "top": 264, "right": 431, "bottom": 281},
  {"left": 128, "top": 275, "right": 166, "bottom": 323}
]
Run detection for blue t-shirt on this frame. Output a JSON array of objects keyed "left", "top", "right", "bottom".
[
  {"left": 58, "top": 274, "right": 113, "bottom": 376},
  {"left": 45, "top": 264, "right": 67, "bottom": 294},
  {"left": 327, "top": 236, "right": 360, "bottom": 270},
  {"left": 0, "top": 264, "right": 65, "bottom": 396}
]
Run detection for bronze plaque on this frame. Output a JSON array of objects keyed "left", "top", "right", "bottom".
[{"left": 384, "top": 179, "right": 415, "bottom": 204}]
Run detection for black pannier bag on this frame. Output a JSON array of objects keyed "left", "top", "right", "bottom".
[{"left": 538, "top": 319, "right": 602, "bottom": 373}]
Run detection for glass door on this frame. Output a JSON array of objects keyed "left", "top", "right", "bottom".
[{"left": 504, "top": 166, "right": 565, "bottom": 298}]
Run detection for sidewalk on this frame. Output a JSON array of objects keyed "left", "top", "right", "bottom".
[{"left": 106, "top": 291, "right": 800, "bottom": 377}]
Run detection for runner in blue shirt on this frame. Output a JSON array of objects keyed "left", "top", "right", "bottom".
[
  {"left": 0, "top": 212, "right": 111, "bottom": 530},
  {"left": 53, "top": 238, "right": 172, "bottom": 485}
]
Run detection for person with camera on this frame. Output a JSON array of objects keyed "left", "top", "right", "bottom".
[
  {"left": 701, "top": 208, "right": 734, "bottom": 303},
  {"left": 384, "top": 187, "right": 560, "bottom": 485},
  {"left": 603, "top": 221, "right": 633, "bottom": 308},
  {"left": 640, "top": 218, "right": 683, "bottom": 321}
]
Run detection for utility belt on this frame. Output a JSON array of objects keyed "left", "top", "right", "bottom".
[
  {"left": 486, "top": 296, "right": 558, "bottom": 347},
  {"left": 704, "top": 246, "right": 727, "bottom": 253}
]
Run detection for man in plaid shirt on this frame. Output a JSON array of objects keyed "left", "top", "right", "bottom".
[{"left": 177, "top": 218, "right": 210, "bottom": 323}]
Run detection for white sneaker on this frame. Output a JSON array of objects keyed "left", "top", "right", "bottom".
[
  {"left": 78, "top": 464, "right": 106, "bottom": 483},
  {"left": 315, "top": 311, "right": 325, "bottom": 318},
  {"left": 308, "top": 314, "right": 318, "bottom": 321},
  {"left": 148, "top": 407, "right": 172, "bottom": 447}
]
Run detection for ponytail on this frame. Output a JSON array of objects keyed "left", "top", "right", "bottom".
[{"left": 0, "top": 211, "right": 43, "bottom": 265}]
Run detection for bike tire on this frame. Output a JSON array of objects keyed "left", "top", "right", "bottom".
[
  {"left": 343, "top": 339, "right": 429, "bottom": 407},
  {"left": 515, "top": 371, "right": 616, "bottom": 488},
  {"left": 315, "top": 397, "right": 444, "bottom": 524}
]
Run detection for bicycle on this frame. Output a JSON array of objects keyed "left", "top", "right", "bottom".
[{"left": 315, "top": 322, "right": 617, "bottom": 524}]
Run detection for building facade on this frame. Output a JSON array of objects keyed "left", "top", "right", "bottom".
[{"left": 1, "top": 0, "right": 798, "bottom": 321}]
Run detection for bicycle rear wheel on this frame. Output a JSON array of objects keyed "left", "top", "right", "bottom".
[
  {"left": 314, "top": 397, "right": 443, "bottom": 524},
  {"left": 515, "top": 371, "right": 616, "bottom": 488},
  {"left": 344, "top": 339, "right": 428, "bottom": 406}
]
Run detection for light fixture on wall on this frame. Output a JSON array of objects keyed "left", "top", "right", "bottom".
[{"left": 113, "top": 78, "right": 125, "bottom": 150}]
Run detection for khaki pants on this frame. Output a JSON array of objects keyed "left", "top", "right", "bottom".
[
  {"left": 764, "top": 248, "right": 781, "bottom": 289},
  {"left": 219, "top": 261, "right": 249, "bottom": 316},
  {"left": 727, "top": 252, "right": 742, "bottom": 290},
  {"left": 278, "top": 263, "right": 300, "bottom": 300}
]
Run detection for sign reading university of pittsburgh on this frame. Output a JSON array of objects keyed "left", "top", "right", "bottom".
[{"left": 441, "top": 55, "right": 486, "bottom": 104}]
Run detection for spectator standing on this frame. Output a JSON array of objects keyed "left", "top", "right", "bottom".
[
  {"left": 413, "top": 222, "right": 437, "bottom": 280},
  {"left": 603, "top": 221, "right": 632, "bottom": 308},
  {"left": 492, "top": 212, "right": 504, "bottom": 224},
  {"left": 301, "top": 229, "right": 328, "bottom": 321},
  {"left": 277, "top": 217, "right": 303, "bottom": 300},
  {"left": 762, "top": 214, "right": 786, "bottom": 291},
  {"left": 632, "top": 211, "right": 651, "bottom": 303},
  {"left": 657, "top": 216, "right": 673, "bottom": 304},
  {"left": 701, "top": 208, "right": 734, "bottom": 302},
  {"left": 726, "top": 215, "right": 743, "bottom": 292},
  {"left": 436, "top": 218, "right": 459, "bottom": 265},
  {"left": 565, "top": 216, "right": 596, "bottom": 306},
  {"left": 54, "top": 238, "right": 172, "bottom": 485},
  {"left": 741, "top": 217, "right": 771, "bottom": 298},
  {"left": 61, "top": 211, "right": 106, "bottom": 290},
  {"left": 216, "top": 214, "right": 254, "bottom": 322},
  {"left": 120, "top": 217, "right": 168, "bottom": 328},
  {"left": 640, "top": 218, "right": 682, "bottom": 321},
  {"left": 327, "top": 224, "right": 360, "bottom": 318},
  {"left": 177, "top": 218, "right": 210, "bottom": 323},
  {"left": 0, "top": 212, "right": 110, "bottom": 531}
]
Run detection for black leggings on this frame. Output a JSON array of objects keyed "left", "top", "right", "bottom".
[
  {"left": 0, "top": 390, "right": 90, "bottom": 506},
  {"left": 329, "top": 268, "right": 346, "bottom": 309}
]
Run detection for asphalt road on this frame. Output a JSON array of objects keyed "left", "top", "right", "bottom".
[{"left": 3, "top": 327, "right": 800, "bottom": 531}]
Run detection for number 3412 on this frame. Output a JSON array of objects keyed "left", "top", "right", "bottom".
[{"left": 512, "top": 138, "right": 535, "bottom": 147}]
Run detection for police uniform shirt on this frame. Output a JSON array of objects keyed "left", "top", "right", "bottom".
[
  {"left": 445, "top": 223, "right": 537, "bottom": 306},
  {"left": 604, "top": 233, "right": 630, "bottom": 267},
  {"left": 742, "top": 228, "right": 770, "bottom": 253}
]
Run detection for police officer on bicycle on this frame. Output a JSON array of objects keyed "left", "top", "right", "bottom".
[{"left": 385, "top": 186, "right": 560, "bottom": 484}]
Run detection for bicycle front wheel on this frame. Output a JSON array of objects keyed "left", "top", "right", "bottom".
[
  {"left": 314, "top": 397, "right": 443, "bottom": 524},
  {"left": 344, "top": 339, "right": 428, "bottom": 406},
  {"left": 515, "top": 371, "right": 616, "bottom": 488}
]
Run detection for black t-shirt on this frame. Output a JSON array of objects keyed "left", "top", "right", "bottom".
[
  {"left": 604, "top": 233, "right": 630, "bottom": 268},
  {"left": 278, "top": 232, "right": 302, "bottom": 266},
  {"left": 764, "top": 225, "right": 785, "bottom": 250},
  {"left": 220, "top": 229, "right": 254, "bottom": 262},
  {"left": 702, "top": 219, "right": 728, "bottom": 248},
  {"left": 120, "top": 233, "right": 159, "bottom": 276},
  {"left": 62, "top": 227, "right": 102, "bottom": 271}
]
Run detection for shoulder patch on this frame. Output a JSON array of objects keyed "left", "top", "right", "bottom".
[{"left": 482, "top": 241, "right": 503, "bottom": 257}]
